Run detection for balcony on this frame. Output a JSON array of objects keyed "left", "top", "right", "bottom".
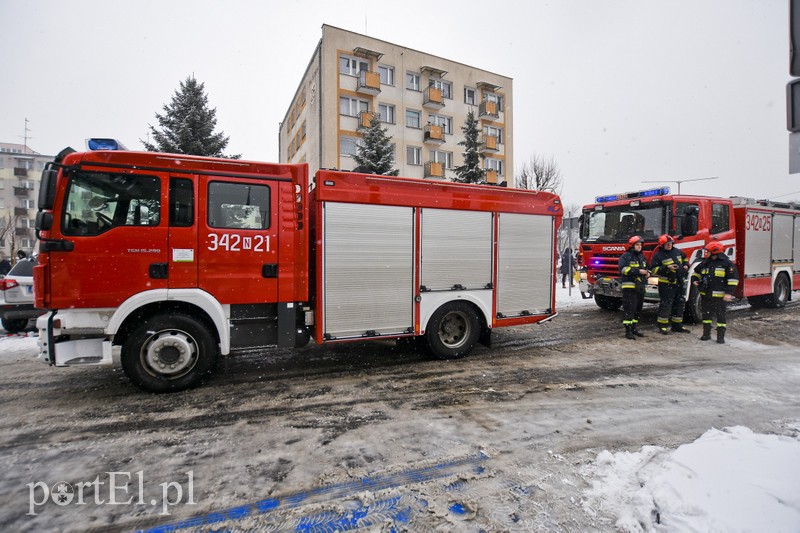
[
  {"left": 359, "top": 111, "right": 376, "bottom": 129},
  {"left": 423, "top": 124, "right": 445, "bottom": 144},
  {"left": 423, "top": 86, "right": 445, "bottom": 109},
  {"left": 485, "top": 169, "right": 499, "bottom": 184},
  {"left": 14, "top": 207, "right": 29, "bottom": 216},
  {"left": 424, "top": 161, "right": 445, "bottom": 179},
  {"left": 479, "top": 100, "right": 499, "bottom": 120},
  {"left": 13, "top": 186, "right": 30, "bottom": 197},
  {"left": 13, "top": 167, "right": 28, "bottom": 178},
  {"left": 15, "top": 227, "right": 32, "bottom": 237},
  {"left": 481, "top": 135, "right": 500, "bottom": 153},
  {"left": 357, "top": 71, "right": 381, "bottom": 95}
]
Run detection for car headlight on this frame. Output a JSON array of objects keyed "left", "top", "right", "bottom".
[
  {"left": 648, "top": 276, "right": 659, "bottom": 286},
  {"left": 580, "top": 272, "right": 588, "bottom": 280}
]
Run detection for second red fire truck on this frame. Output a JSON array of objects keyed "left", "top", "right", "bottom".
[
  {"left": 578, "top": 187, "right": 799, "bottom": 320},
  {"left": 34, "top": 145, "right": 562, "bottom": 392}
]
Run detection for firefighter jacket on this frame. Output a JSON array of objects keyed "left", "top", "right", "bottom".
[
  {"left": 618, "top": 249, "right": 649, "bottom": 290},
  {"left": 691, "top": 254, "right": 740, "bottom": 298},
  {"left": 651, "top": 246, "right": 689, "bottom": 286}
]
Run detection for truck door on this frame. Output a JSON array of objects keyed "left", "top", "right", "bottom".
[
  {"left": 49, "top": 169, "right": 169, "bottom": 309},
  {"left": 167, "top": 177, "right": 198, "bottom": 288},
  {"left": 197, "top": 176, "right": 279, "bottom": 305}
]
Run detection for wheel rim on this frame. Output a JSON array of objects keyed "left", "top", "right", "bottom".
[
  {"left": 438, "top": 310, "right": 470, "bottom": 349},
  {"left": 140, "top": 329, "right": 199, "bottom": 379},
  {"left": 777, "top": 279, "right": 788, "bottom": 303}
]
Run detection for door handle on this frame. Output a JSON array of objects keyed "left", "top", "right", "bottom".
[{"left": 262, "top": 264, "right": 278, "bottom": 278}]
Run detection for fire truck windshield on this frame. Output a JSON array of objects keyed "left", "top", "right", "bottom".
[{"left": 581, "top": 203, "right": 667, "bottom": 243}]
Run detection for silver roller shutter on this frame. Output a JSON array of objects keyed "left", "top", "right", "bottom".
[
  {"left": 497, "top": 213, "right": 554, "bottom": 317},
  {"left": 323, "top": 202, "right": 414, "bottom": 338}
]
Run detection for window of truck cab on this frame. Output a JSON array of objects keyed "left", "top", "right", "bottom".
[
  {"left": 581, "top": 202, "right": 667, "bottom": 243},
  {"left": 61, "top": 171, "right": 161, "bottom": 236},
  {"left": 207, "top": 181, "right": 270, "bottom": 230}
]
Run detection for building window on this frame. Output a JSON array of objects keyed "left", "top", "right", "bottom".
[
  {"left": 406, "top": 72, "right": 421, "bottom": 91},
  {"left": 485, "top": 92, "right": 503, "bottom": 107},
  {"left": 406, "top": 110, "right": 421, "bottom": 129},
  {"left": 464, "top": 87, "right": 477, "bottom": 106},
  {"left": 19, "top": 199, "right": 35, "bottom": 209},
  {"left": 379, "top": 65, "right": 395, "bottom": 85},
  {"left": 340, "top": 136, "right": 361, "bottom": 157},
  {"left": 429, "top": 79, "right": 452, "bottom": 99},
  {"left": 483, "top": 125, "right": 503, "bottom": 144},
  {"left": 339, "top": 55, "right": 368, "bottom": 76},
  {"left": 711, "top": 203, "right": 730, "bottom": 234},
  {"left": 378, "top": 103, "right": 396, "bottom": 124},
  {"left": 428, "top": 114, "right": 453, "bottom": 135},
  {"left": 339, "top": 96, "right": 369, "bottom": 117},
  {"left": 485, "top": 158, "right": 504, "bottom": 175},
  {"left": 407, "top": 146, "right": 421, "bottom": 166},
  {"left": 430, "top": 150, "right": 453, "bottom": 169}
]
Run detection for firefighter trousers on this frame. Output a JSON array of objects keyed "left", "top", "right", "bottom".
[
  {"left": 622, "top": 288, "right": 644, "bottom": 326},
  {"left": 657, "top": 283, "right": 686, "bottom": 328},
  {"left": 701, "top": 296, "right": 728, "bottom": 328}
]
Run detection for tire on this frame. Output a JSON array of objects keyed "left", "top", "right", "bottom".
[
  {"left": 425, "top": 301, "right": 480, "bottom": 360},
  {"left": 595, "top": 294, "right": 622, "bottom": 311},
  {"left": 684, "top": 287, "right": 702, "bottom": 324},
  {"left": 768, "top": 274, "right": 790, "bottom": 309},
  {"left": 2, "top": 318, "right": 28, "bottom": 334},
  {"left": 121, "top": 314, "right": 218, "bottom": 393},
  {"left": 748, "top": 295, "right": 768, "bottom": 309}
]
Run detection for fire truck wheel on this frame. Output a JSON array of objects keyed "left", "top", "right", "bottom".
[
  {"left": 768, "top": 274, "right": 790, "bottom": 309},
  {"left": 684, "top": 287, "right": 702, "bottom": 324},
  {"left": 594, "top": 294, "right": 621, "bottom": 311},
  {"left": 425, "top": 301, "right": 480, "bottom": 360},
  {"left": 121, "top": 314, "right": 218, "bottom": 393}
]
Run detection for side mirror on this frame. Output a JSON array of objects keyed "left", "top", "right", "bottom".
[
  {"left": 35, "top": 211, "right": 53, "bottom": 231},
  {"left": 38, "top": 168, "right": 58, "bottom": 210}
]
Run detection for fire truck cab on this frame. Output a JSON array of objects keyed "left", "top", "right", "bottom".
[
  {"left": 35, "top": 146, "right": 562, "bottom": 392},
  {"left": 579, "top": 187, "right": 799, "bottom": 320}
]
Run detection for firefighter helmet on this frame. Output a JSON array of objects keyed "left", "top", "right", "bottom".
[
  {"left": 705, "top": 241, "right": 725, "bottom": 255},
  {"left": 628, "top": 236, "right": 643, "bottom": 247},
  {"left": 658, "top": 234, "right": 674, "bottom": 246}
]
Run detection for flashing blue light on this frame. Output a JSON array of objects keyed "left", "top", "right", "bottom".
[
  {"left": 595, "top": 186, "right": 670, "bottom": 204},
  {"left": 87, "top": 138, "right": 127, "bottom": 151}
]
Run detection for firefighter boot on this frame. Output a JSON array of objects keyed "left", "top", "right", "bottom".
[
  {"left": 660, "top": 326, "right": 670, "bottom": 335},
  {"left": 625, "top": 325, "right": 636, "bottom": 340},
  {"left": 671, "top": 323, "right": 691, "bottom": 334},
  {"left": 632, "top": 323, "right": 645, "bottom": 337},
  {"left": 699, "top": 323, "right": 712, "bottom": 341},
  {"left": 716, "top": 327, "right": 726, "bottom": 344}
]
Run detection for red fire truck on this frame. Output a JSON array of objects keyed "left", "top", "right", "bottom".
[
  {"left": 34, "top": 145, "right": 562, "bottom": 392},
  {"left": 578, "top": 187, "right": 799, "bottom": 320}
]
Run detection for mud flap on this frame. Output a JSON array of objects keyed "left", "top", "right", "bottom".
[
  {"left": 277, "top": 303, "right": 296, "bottom": 348},
  {"left": 478, "top": 327, "right": 492, "bottom": 348}
]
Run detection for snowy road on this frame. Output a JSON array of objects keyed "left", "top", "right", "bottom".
[{"left": 0, "top": 292, "right": 798, "bottom": 531}]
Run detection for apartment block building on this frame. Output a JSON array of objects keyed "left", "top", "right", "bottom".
[
  {"left": 280, "top": 25, "right": 512, "bottom": 184},
  {"left": 0, "top": 143, "right": 50, "bottom": 259}
]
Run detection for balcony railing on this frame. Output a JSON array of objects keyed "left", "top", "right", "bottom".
[
  {"left": 424, "top": 161, "right": 445, "bottom": 179},
  {"left": 359, "top": 111, "right": 375, "bottom": 129},
  {"left": 423, "top": 86, "right": 445, "bottom": 109},
  {"left": 13, "top": 186, "right": 31, "bottom": 197},
  {"left": 481, "top": 135, "right": 499, "bottom": 153},
  {"left": 13, "top": 167, "right": 28, "bottom": 177},
  {"left": 14, "top": 207, "right": 29, "bottom": 216},
  {"left": 485, "top": 169, "right": 499, "bottom": 184},
  {"left": 15, "top": 227, "right": 32, "bottom": 237},
  {"left": 479, "top": 100, "right": 499, "bottom": 119},
  {"left": 356, "top": 71, "right": 381, "bottom": 95},
  {"left": 423, "top": 124, "right": 445, "bottom": 144}
]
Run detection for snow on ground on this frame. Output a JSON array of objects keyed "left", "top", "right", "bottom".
[{"left": 581, "top": 425, "right": 800, "bottom": 532}]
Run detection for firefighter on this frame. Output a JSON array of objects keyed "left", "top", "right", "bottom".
[
  {"left": 691, "top": 241, "right": 740, "bottom": 344},
  {"left": 619, "top": 235, "right": 650, "bottom": 339},
  {"left": 650, "top": 234, "right": 691, "bottom": 334}
]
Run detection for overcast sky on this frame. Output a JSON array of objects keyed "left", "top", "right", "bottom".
[{"left": 1, "top": 0, "right": 793, "bottom": 207}]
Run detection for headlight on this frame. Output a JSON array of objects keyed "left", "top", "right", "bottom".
[
  {"left": 580, "top": 272, "right": 588, "bottom": 280},
  {"left": 648, "top": 276, "right": 659, "bottom": 286}
]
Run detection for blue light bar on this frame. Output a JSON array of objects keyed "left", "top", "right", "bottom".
[
  {"left": 86, "top": 138, "right": 128, "bottom": 151},
  {"left": 594, "top": 186, "right": 670, "bottom": 204}
]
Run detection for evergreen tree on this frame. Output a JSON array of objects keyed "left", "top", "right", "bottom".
[
  {"left": 352, "top": 113, "right": 399, "bottom": 175},
  {"left": 142, "top": 76, "right": 240, "bottom": 158},
  {"left": 453, "top": 110, "right": 485, "bottom": 184}
]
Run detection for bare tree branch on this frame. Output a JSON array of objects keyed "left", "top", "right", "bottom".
[{"left": 515, "top": 154, "right": 563, "bottom": 195}]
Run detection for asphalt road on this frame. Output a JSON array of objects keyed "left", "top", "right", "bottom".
[{"left": 1, "top": 298, "right": 798, "bottom": 531}]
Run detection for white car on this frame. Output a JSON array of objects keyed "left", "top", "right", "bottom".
[{"left": 0, "top": 258, "right": 42, "bottom": 333}]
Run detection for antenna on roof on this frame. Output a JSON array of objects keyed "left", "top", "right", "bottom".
[{"left": 642, "top": 176, "right": 718, "bottom": 194}]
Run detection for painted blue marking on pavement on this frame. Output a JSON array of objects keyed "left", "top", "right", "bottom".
[
  {"left": 140, "top": 452, "right": 488, "bottom": 532},
  {"left": 449, "top": 502, "right": 467, "bottom": 515}
]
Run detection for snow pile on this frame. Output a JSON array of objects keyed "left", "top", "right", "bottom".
[{"left": 582, "top": 426, "right": 800, "bottom": 532}]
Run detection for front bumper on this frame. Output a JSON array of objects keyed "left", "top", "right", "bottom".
[
  {"left": 584, "top": 276, "right": 660, "bottom": 302},
  {"left": 37, "top": 310, "right": 117, "bottom": 367}
]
